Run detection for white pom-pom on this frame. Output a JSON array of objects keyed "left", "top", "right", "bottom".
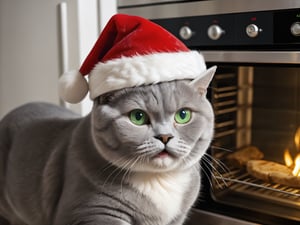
[{"left": 58, "top": 70, "right": 89, "bottom": 104}]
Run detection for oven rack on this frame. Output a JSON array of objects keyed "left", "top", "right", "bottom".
[{"left": 214, "top": 169, "right": 300, "bottom": 208}]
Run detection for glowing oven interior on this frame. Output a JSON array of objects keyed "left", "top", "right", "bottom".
[{"left": 210, "top": 66, "right": 300, "bottom": 220}]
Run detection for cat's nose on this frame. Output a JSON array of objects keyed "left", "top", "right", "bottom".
[{"left": 155, "top": 134, "right": 173, "bottom": 144}]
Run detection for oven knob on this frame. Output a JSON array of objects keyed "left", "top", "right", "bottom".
[
  {"left": 246, "top": 24, "right": 262, "bottom": 38},
  {"left": 179, "top": 26, "right": 193, "bottom": 40},
  {"left": 291, "top": 22, "right": 300, "bottom": 36},
  {"left": 207, "top": 25, "right": 224, "bottom": 40}
]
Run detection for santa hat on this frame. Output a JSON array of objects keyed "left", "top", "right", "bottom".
[{"left": 59, "top": 14, "right": 211, "bottom": 104}]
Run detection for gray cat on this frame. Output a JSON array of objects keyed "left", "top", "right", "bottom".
[{"left": 0, "top": 68, "right": 215, "bottom": 225}]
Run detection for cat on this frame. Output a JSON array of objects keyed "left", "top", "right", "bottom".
[{"left": 0, "top": 67, "right": 215, "bottom": 225}]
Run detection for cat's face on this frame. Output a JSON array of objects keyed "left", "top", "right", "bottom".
[{"left": 91, "top": 72, "right": 214, "bottom": 173}]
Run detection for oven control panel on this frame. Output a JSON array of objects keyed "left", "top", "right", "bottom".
[{"left": 152, "top": 9, "right": 300, "bottom": 49}]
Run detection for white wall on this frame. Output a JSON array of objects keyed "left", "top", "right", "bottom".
[
  {"left": 0, "top": 0, "right": 117, "bottom": 118},
  {"left": 0, "top": 0, "right": 61, "bottom": 118}
]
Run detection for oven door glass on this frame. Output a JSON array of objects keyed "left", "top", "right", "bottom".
[{"left": 210, "top": 65, "right": 300, "bottom": 221}]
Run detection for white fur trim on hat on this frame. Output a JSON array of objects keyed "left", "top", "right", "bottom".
[
  {"left": 58, "top": 70, "right": 89, "bottom": 103},
  {"left": 89, "top": 51, "right": 206, "bottom": 99}
]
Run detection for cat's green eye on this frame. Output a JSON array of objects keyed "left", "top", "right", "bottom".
[
  {"left": 129, "top": 109, "right": 149, "bottom": 126},
  {"left": 175, "top": 108, "right": 192, "bottom": 124}
]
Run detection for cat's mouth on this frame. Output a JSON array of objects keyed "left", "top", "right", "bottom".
[
  {"left": 155, "top": 149, "right": 175, "bottom": 158},
  {"left": 148, "top": 149, "right": 182, "bottom": 169},
  {"left": 157, "top": 150, "right": 169, "bottom": 157}
]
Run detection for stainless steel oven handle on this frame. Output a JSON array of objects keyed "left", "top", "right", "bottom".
[{"left": 201, "top": 51, "right": 300, "bottom": 64}]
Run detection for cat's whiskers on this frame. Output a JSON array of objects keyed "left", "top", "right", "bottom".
[
  {"left": 211, "top": 145, "right": 233, "bottom": 152},
  {"left": 100, "top": 155, "right": 127, "bottom": 173},
  {"left": 137, "top": 141, "right": 159, "bottom": 156},
  {"left": 181, "top": 150, "right": 213, "bottom": 187},
  {"left": 120, "top": 155, "right": 142, "bottom": 199},
  {"left": 101, "top": 155, "right": 136, "bottom": 188},
  {"left": 101, "top": 150, "right": 148, "bottom": 189},
  {"left": 109, "top": 158, "right": 134, "bottom": 186},
  {"left": 209, "top": 145, "right": 235, "bottom": 186},
  {"left": 199, "top": 160, "right": 213, "bottom": 187},
  {"left": 202, "top": 154, "right": 228, "bottom": 188},
  {"left": 101, "top": 144, "right": 159, "bottom": 189},
  {"left": 101, "top": 155, "right": 129, "bottom": 172},
  {"left": 203, "top": 157, "right": 222, "bottom": 187},
  {"left": 181, "top": 147, "right": 227, "bottom": 188},
  {"left": 204, "top": 153, "right": 230, "bottom": 174}
]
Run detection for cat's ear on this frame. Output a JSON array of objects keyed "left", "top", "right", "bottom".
[{"left": 189, "top": 66, "right": 217, "bottom": 95}]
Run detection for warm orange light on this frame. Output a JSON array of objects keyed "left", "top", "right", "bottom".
[
  {"left": 283, "top": 128, "right": 300, "bottom": 176},
  {"left": 284, "top": 148, "right": 300, "bottom": 176},
  {"left": 284, "top": 148, "right": 294, "bottom": 168},
  {"left": 295, "top": 128, "right": 300, "bottom": 151},
  {"left": 293, "top": 154, "right": 300, "bottom": 176}
]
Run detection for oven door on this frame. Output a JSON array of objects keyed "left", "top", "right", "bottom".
[
  {"left": 196, "top": 51, "right": 300, "bottom": 225},
  {"left": 118, "top": 0, "right": 300, "bottom": 223}
]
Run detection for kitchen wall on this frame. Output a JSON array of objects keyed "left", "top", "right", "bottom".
[{"left": 0, "top": 0, "right": 117, "bottom": 118}]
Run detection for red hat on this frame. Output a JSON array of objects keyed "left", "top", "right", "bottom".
[{"left": 58, "top": 14, "right": 209, "bottom": 103}]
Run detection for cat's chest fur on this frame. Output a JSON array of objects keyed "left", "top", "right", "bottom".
[{"left": 127, "top": 170, "right": 192, "bottom": 224}]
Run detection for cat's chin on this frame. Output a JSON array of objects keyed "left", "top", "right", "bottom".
[
  {"left": 152, "top": 153, "right": 174, "bottom": 168},
  {"left": 132, "top": 153, "right": 181, "bottom": 172}
]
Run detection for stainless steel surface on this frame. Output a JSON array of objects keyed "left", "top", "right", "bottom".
[
  {"left": 179, "top": 26, "right": 193, "bottom": 40},
  {"left": 119, "top": 0, "right": 300, "bottom": 64},
  {"left": 214, "top": 168, "right": 300, "bottom": 206},
  {"left": 185, "top": 209, "right": 260, "bottom": 225},
  {"left": 202, "top": 51, "right": 300, "bottom": 64},
  {"left": 212, "top": 72, "right": 238, "bottom": 139},
  {"left": 245, "top": 24, "right": 261, "bottom": 38},
  {"left": 291, "top": 22, "right": 300, "bottom": 36},
  {"left": 118, "top": 0, "right": 300, "bottom": 19},
  {"left": 207, "top": 24, "right": 224, "bottom": 40}
]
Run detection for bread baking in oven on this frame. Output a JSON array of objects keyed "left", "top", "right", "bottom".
[
  {"left": 226, "top": 146, "right": 264, "bottom": 168},
  {"left": 247, "top": 160, "right": 300, "bottom": 188}
]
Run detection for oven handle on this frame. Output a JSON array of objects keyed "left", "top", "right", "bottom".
[{"left": 202, "top": 51, "right": 300, "bottom": 64}]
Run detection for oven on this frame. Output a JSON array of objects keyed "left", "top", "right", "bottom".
[{"left": 118, "top": 1, "right": 300, "bottom": 224}]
